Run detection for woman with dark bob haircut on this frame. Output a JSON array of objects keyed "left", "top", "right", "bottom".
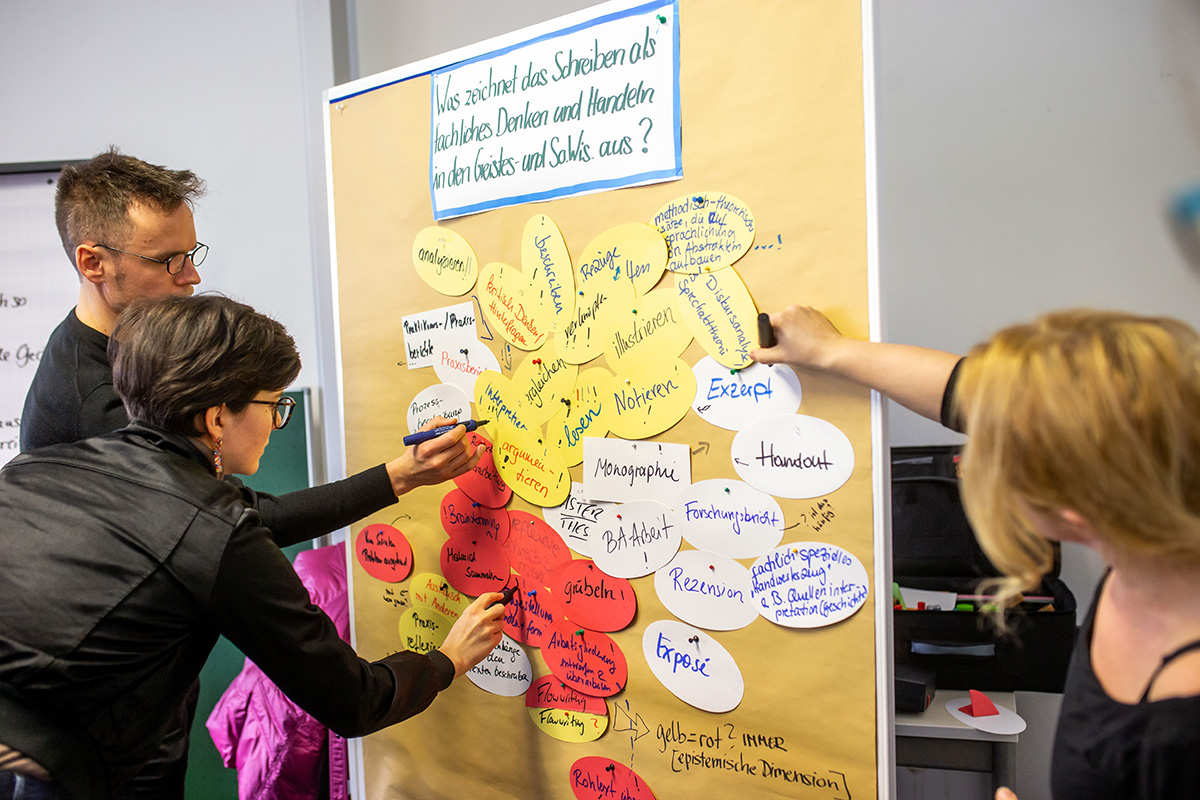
[{"left": 0, "top": 295, "right": 505, "bottom": 799}]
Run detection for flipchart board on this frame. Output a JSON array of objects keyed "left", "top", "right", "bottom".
[{"left": 323, "top": 1, "right": 886, "bottom": 798}]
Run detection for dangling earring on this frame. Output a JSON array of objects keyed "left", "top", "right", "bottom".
[{"left": 212, "top": 436, "right": 223, "bottom": 479}]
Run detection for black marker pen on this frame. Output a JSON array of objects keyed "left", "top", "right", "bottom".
[
  {"left": 487, "top": 584, "right": 516, "bottom": 609},
  {"left": 757, "top": 312, "right": 776, "bottom": 348}
]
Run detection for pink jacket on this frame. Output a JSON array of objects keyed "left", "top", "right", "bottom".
[{"left": 207, "top": 543, "right": 350, "bottom": 800}]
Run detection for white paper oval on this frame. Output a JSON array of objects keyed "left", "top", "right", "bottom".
[
  {"left": 731, "top": 414, "right": 855, "bottom": 499},
  {"left": 750, "top": 542, "right": 870, "bottom": 628},
  {"left": 592, "top": 500, "right": 682, "bottom": 579},
  {"left": 691, "top": 358, "right": 802, "bottom": 431},
  {"left": 432, "top": 332, "right": 502, "bottom": 399},
  {"left": 542, "top": 482, "right": 619, "bottom": 559},
  {"left": 467, "top": 633, "right": 534, "bottom": 697},
  {"left": 674, "top": 479, "right": 785, "bottom": 559},
  {"left": 642, "top": 620, "right": 744, "bottom": 712},
  {"left": 406, "top": 383, "right": 473, "bottom": 434},
  {"left": 654, "top": 550, "right": 758, "bottom": 631}
]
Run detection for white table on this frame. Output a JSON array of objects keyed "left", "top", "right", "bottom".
[{"left": 894, "top": 690, "right": 1018, "bottom": 793}]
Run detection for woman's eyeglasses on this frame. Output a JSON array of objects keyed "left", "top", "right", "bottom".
[{"left": 245, "top": 396, "right": 296, "bottom": 429}]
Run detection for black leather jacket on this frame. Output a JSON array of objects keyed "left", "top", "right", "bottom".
[{"left": 0, "top": 423, "right": 453, "bottom": 793}]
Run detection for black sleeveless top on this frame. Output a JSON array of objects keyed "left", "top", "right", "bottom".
[{"left": 1050, "top": 575, "right": 1200, "bottom": 798}]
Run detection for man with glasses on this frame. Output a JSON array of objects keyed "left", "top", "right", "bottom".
[{"left": 21, "top": 147, "right": 207, "bottom": 451}]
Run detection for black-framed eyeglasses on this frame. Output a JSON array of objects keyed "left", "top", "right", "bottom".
[
  {"left": 245, "top": 396, "right": 295, "bottom": 430},
  {"left": 95, "top": 241, "right": 208, "bottom": 274}
]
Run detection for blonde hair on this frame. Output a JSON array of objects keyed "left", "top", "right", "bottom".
[{"left": 955, "top": 310, "right": 1200, "bottom": 615}]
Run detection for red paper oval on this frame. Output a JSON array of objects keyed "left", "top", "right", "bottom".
[
  {"left": 525, "top": 675, "right": 607, "bottom": 715},
  {"left": 354, "top": 524, "right": 413, "bottom": 582},
  {"left": 569, "top": 758, "right": 655, "bottom": 800},
  {"left": 548, "top": 559, "right": 636, "bottom": 632},
  {"left": 440, "top": 487, "right": 511, "bottom": 544},
  {"left": 503, "top": 574, "right": 563, "bottom": 648},
  {"left": 543, "top": 616, "right": 627, "bottom": 697},
  {"left": 439, "top": 534, "right": 510, "bottom": 596},
  {"left": 453, "top": 431, "right": 512, "bottom": 508},
  {"left": 504, "top": 510, "right": 571, "bottom": 590}
]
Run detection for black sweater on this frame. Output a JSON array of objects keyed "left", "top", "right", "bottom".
[{"left": 0, "top": 423, "right": 453, "bottom": 792}]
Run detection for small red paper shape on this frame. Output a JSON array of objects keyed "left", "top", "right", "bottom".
[
  {"left": 542, "top": 616, "right": 628, "bottom": 697},
  {"left": 440, "top": 487, "right": 511, "bottom": 544},
  {"left": 525, "top": 675, "right": 607, "bottom": 715},
  {"left": 548, "top": 559, "right": 636, "bottom": 632},
  {"left": 439, "top": 534, "right": 510, "bottom": 596},
  {"left": 453, "top": 431, "right": 512, "bottom": 508},
  {"left": 503, "top": 510, "right": 571, "bottom": 589},
  {"left": 959, "top": 689, "right": 999, "bottom": 717},
  {"left": 354, "top": 524, "right": 413, "bottom": 582},
  {"left": 569, "top": 757, "right": 654, "bottom": 800},
  {"left": 502, "top": 574, "right": 562, "bottom": 648}
]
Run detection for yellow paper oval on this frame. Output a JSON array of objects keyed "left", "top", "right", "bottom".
[
  {"left": 493, "top": 424, "right": 571, "bottom": 507},
  {"left": 412, "top": 226, "right": 479, "bottom": 296},
  {"left": 408, "top": 571, "right": 469, "bottom": 621},
  {"left": 674, "top": 267, "right": 759, "bottom": 369},
  {"left": 478, "top": 262, "right": 552, "bottom": 351},
  {"left": 558, "top": 229, "right": 638, "bottom": 365},
  {"left": 510, "top": 340, "right": 578, "bottom": 427},
  {"left": 398, "top": 605, "right": 453, "bottom": 654},
  {"left": 474, "top": 370, "right": 532, "bottom": 434},
  {"left": 526, "top": 706, "right": 608, "bottom": 743},
  {"left": 608, "top": 356, "right": 698, "bottom": 440},
  {"left": 603, "top": 287, "right": 693, "bottom": 373},
  {"left": 521, "top": 215, "right": 576, "bottom": 333},
  {"left": 547, "top": 367, "right": 616, "bottom": 467},
  {"left": 653, "top": 192, "right": 756, "bottom": 274}
]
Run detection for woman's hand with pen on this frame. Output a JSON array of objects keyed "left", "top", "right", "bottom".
[
  {"left": 437, "top": 591, "right": 508, "bottom": 679},
  {"left": 385, "top": 416, "right": 484, "bottom": 497}
]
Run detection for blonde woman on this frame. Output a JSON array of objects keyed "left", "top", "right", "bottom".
[{"left": 754, "top": 305, "right": 1200, "bottom": 799}]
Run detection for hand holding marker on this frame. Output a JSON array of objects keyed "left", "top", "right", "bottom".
[
  {"left": 487, "top": 584, "right": 517, "bottom": 609},
  {"left": 402, "top": 419, "right": 489, "bottom": 447}
]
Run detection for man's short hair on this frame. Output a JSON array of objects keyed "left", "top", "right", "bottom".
[{"left": 54, "top": 146, "right": 206, "bottom": 271}]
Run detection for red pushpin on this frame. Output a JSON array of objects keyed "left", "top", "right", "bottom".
[{"left": 959, "top": 689, "right": 999, "bottom": 718}]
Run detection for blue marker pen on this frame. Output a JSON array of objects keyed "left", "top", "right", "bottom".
[{"left": 402, "top": 419, "right": 489, "bottom": 447}]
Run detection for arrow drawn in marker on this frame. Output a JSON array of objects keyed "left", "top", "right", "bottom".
[{"left": 612, "top": 701, "right": 650, "bottom": 742}]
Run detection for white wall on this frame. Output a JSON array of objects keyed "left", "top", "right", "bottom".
[
  {"left": 0, "top": 0, "right": 334, "bottom": 404},
  {"left": 350, "top": 0, "right": 600, "bottom": 76}
]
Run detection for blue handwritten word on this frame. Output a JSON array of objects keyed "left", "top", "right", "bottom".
[
  {"left": 580, "top": 247, "right": 619, "bottom": 281},
  {"left": 668, "top": 567, "right": 745, "bottom": 604},
  {"left": 655, "top": 632, "right": 711, "bottom": 676},
  {"left": 706, "top": 375, "right": 772, "bottom": 402},
  {"left": 682, "top": 501, "right": 780, "bottom": 535},
  {"left": 563, "top": 404, "right": 602, "bottom": 447},
  {"left": 532, "top": 233, "right": 565, "bottom": 313},
  {"left": 614, "top": 379, "right": 679, "bottom": 414}
]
